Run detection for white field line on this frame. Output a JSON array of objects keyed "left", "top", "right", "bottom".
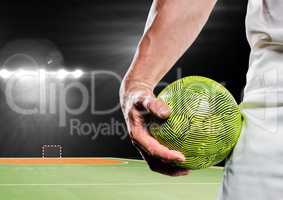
[
  {"left": 0, "top": 158, "right": 129, "bottom": 165},
  {"left": 0, "top": 182, "right": 220, "bottom": 187}
]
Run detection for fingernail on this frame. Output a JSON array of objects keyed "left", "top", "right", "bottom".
[
  {"left": 177, "top": 157, "right": 185, "bottom": 162},
  {"left": 172, "top": 151, "right": 185, "bottom": 162},
  {"left": 160, "top": 108, "right": 170, "bottom": 118},
  {"left": 175, "top": 170, "right": 190, "bottom": 176}
]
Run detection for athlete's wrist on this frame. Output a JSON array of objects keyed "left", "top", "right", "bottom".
[
  {"left": 119, "top": 77, "right": 156, "bottom": 111},
  {"left": 120, "top": 77, "right": 155, "bottom": 94}
]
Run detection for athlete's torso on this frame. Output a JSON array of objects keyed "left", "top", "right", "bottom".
[
  {"left": 245, "top": 0, "right": 283, "bottom": 97},
  {"left": 218, "top": 3, "right": 283, "bottom": 200}
]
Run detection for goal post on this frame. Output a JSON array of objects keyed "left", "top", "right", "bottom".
[{"left": 42, "top": 145, "right": 62, "bottom": 158}]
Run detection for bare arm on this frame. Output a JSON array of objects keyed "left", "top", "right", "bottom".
[
  {"left": 123, "top": 0, "right": 216, "bottom": 88},
  {"left": 120, "top": 0, "right": 217, "bottom": 176}
]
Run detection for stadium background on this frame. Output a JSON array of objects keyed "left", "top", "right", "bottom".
[{"left": 0, "top": 0, "right": 249, "bottom": 158}]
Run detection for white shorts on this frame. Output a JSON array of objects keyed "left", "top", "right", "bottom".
[{"left": 217, "top": 91, "right": 283, "bottom": 200}]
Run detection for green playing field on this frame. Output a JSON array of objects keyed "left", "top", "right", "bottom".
[{"left": 0, "top": 158, "right": 223, "bottom": 200}]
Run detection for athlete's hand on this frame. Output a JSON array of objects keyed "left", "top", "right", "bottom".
[{"left": 120, "top": 80, "right": 189, "bottom": 176}]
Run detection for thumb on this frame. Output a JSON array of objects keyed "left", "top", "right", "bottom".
[{"left": 143, "top": 97, "right": 171, "bottom": 119}]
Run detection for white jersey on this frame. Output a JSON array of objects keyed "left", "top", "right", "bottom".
[
  {"left": 245, "top": 0, "right": 283, "bottom": 96},
  {"left": 218, "top": 1, "right": 283, "bottom": 200}
]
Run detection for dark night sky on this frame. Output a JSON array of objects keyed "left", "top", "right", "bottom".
[{"left": 0, "top": 0, "right": 249, "bottom": 158}]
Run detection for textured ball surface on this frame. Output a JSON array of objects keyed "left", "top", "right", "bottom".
[{"left": 149, "top": 76, "right": 242, "bottom": 170}]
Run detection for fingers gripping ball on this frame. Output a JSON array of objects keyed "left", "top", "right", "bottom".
[{"left": 149, "top": 76, "right": 242, "bottom": 170}]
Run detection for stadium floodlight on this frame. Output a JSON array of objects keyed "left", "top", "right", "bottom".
[
  {"left": 72, "top": 69, "right": 83, "bottom": 79},
  {"left": 0, "top": 68, "right": 85, "bottom": 80},
  {"left": 16, "top": 69, "right": 26, "bottom": 77},
  {"left": 14, "top": 69, "right": 38, "bottom": 78},
  {"left": 57, "top": 69, "right": 69, "bottom": 80},
  {"left": 0, "top": 69, "right": 13, "bottom": 79},
  {"left": 39, "top": 69, "right": 46, "bottom": 75}
]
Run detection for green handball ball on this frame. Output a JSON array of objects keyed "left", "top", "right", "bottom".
[{"left": 149, "top": 76, "right": 242, "bottom": 170}]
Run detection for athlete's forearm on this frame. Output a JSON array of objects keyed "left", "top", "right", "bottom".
[{"left": 122, "top": 0, "right": 217, "bottom": 91}]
